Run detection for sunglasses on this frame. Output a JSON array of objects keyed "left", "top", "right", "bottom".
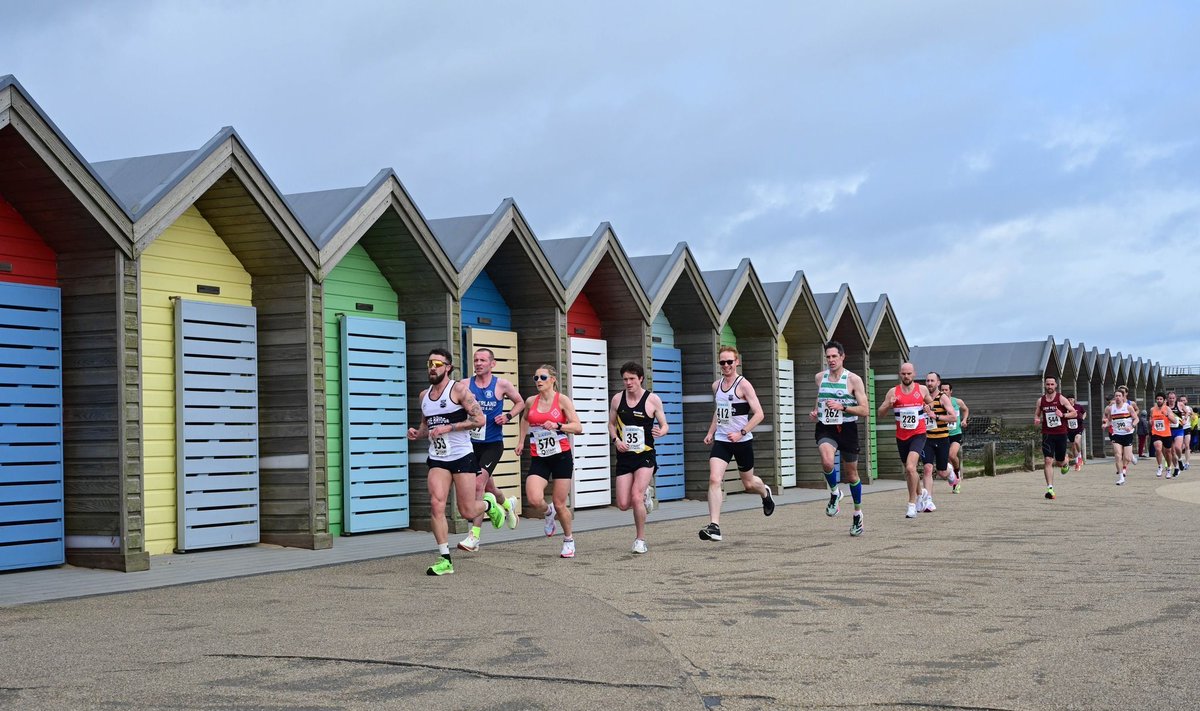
[
  {"left": 427, "top": 359, "right": 448, "bottom": 369},
  {"left": 533, "top": 374, "right": 552, "bottom": 382},
  {"left": 719, "top": 359, "right": 735, "bottom": 366}
]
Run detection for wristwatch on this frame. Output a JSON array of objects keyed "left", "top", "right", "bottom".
[{"left": 739, "top": 429, "right": 747, "bottom": 436}]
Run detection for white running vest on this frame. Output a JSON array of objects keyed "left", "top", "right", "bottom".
[
  {"left": 422, "top": 379, "right": 474, "bottom": 461},
  {"left": 715, "top": 376, "right": 753, "bottom": 442}
]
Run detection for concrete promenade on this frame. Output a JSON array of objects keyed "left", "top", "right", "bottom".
[{"left": 2, "top": 463, "right": 1199, "bottom": 710}]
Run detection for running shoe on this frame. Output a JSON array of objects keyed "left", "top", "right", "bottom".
[
  {"left": 1117, "top": 472, "right": 1126, "bottom": 486},
  {"left": 1060, "top": 464, "right": 1069, "bottom": 475},
  {"left": 426, "top": 556, "right": 454, "bottom": 576},
  {"left": 1132, "top": 455, "right": 1139, "bottom": 465},
  {"left": 1074, "top": 455, "right": 1082, "bottom": 472},
  {"left": 1171, "top": 468, "right": 1180, "bottom": 479},
  {"left": 762, "top": 485, "right": 775, "bottom": 516},
  {"left": 924, "top": 496, "right": 937, "bottom": 513},
  {"left": 826, "top": 487, "right": 844, "bottom": 517},
  {"left": 952, "top": 479, "right": 962, "bottom": 494},
  {"left": 560, "top": 538, "right": 575, "bottom": 558},
  {"left": 947, "top": 468, "right": 959, "bottom": 487},
  {"left": 632, "top": 538, "right": 648, "bottom": 554},
  {"left": 504, "top": 496, "right": 519, "bottom": 530},
  {"left": 643, "top": 488, "right": 655, "bottom": 516},
  {"left": 1045, "top": 487, "right": 1056, "bottom": 500},
  {"left": 544, "top": 502, "right": 557, "bottom": 537},
  {"left": 699, "top": 522, "right": 722, "bottom": 541},
  {"left": 1156, "top": 467, "right": 1164, "bottom": 478},
  {"left": 905, "top": 503, "right": 918, "bottom": 519},
  {"left": 456, "top": 534, "right": 480, "bottom": 552},
  {"left": 483, "top": 492, "right": 505, "bottom": 529},
  {"left": 1183, "top": 462, "right": 1190, "bottom": 471},
  {"left": 850, "top": 512, "right": 864, "bottom": 537}
]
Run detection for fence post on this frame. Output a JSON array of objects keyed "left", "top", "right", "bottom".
[
  {"left": 1024, "top": 440, "right": 1036, "bottom": 470},
  {"left": 983, "top": 442, "right": 996, "bottom": 477}
]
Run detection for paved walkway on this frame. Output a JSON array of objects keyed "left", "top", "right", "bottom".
[{"left": 3, "top": 463, "right": 1200, "bottom": 710}]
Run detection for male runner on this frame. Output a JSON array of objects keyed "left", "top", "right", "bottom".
[
  {"left": 1065, "top": 394, "right": 1087, "bottom": 471},
  {"left": 699, "top": 346, "right": 775, "bottom": 541},
  {"left": 408, "top": 348, "right": 505, "bottom": 576},
  {"left": 940, "top": 382, "right": 969, "bottom": 493},
  {"left": 876, "top": 362, "right": 936, "bottom": 519},
  {"left": 919, "top": 372, "right": 959, "bottom": 512},
  {"left": 809, "top": 340, "right": 871, "bottom": 536},
  {"left": 608, "top": 361, "right": 668, "bottom": 553},
  {"left": 1034, "top": 376, "right": 1077, "bottom": 500},
  {"left": 1149, "top": 392, "right": 1179, "bottom": 477},
  {"left": 457, "top": 348, "right": 523, "bottom": 552},
  {"left": 1103, "top": 389, "right": 1137, "bottom": 485}
]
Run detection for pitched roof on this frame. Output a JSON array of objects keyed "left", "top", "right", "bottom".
[
  {"left": 0, "top": 75, "right": 133, "bottom": 254},
  {"left": 702, "top": 259, "right": 777, "bottom": 335},
  {"left": 286, "top": 186, "right": 369, "bottom": 249},
  {"left": 427, "top": 200, "right": 510, "bottom": 273},
  {"left": 627, "top": 243, "right": 719, "bottom": 329},
  {"left": 909, "top": 336, "right": 1057, "bottom": 379},
  {"left": 91, "top": 127, "right": 317, "bottom": 276},
  {"left": 541, "top": 223, "right": 651, "bottom": 321},
  {"left": 857, "top": 294, "right": 908, "bottom": 357},
  {"left": 813, "top": 283, "right": 867, "bottom": 345},
  {"left": 540, "top": 234, "right": 595, "bottom": 288}
]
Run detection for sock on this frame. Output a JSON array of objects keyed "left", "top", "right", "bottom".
[
  {"left": 471, "top": 525, "right": 481, "bottom": 538},
  {"left": 564, "top": 536, "right": 573, "bottom": 542},
  {"left": 438, "top": 543, "right": 450, "bottom": 556},
  {"left": 853, "top": 506, "right": 862, "bottom": 516},
  {"left": 824, "top": 469, "right": 838, "bottom": 491},
  {"left": 849, "top": 480, "right": 863, "bottom": 506}
]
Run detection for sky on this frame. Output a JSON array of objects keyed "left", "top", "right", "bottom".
[{"left": 3, "top": 1, "right": 1198, "bottom": 365}]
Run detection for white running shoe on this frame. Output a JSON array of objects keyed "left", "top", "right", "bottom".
[
  {"left": 947, "top": 468, "right": 958, "bottom": 487},
  {"left": 1132, "top": 455, "right": 1138, "bottom": 465},
  {"left": 906, "top": 502, "right": 918, "bottom": 519},
  {"left": 456, "top": 534, "right": 480, "bottom": 552},
  {"left": 1156, "top": 467, "right": 1164, "bottom": 478},
  {"left": 1117, "top": 473, "right": 1126, "bottom": 486},
  {"left": 632, "top": 538, "right": 648, "bottom": 554},
  {"left": 643, "top": 488, "right": 655, "bottom": 515},
  {"left": 504, "top": 496, "right": 519, "bottom": 530},
  {"left": 560, "top": 538, "right": 576, "bottom": 558},
  {"left": 925, "top": 496, "right": 937, "bottom": 513},
  {"left": 544, "top": 503, "right": 557, "bottom": 537}
]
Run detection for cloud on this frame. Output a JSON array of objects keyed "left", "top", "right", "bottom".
[
  {"left": 1041, "top": 118, "right": 1120, "bottom": 172},
  {"left": 959, "top": 150, "right": 994, "bottom": 175},
  {"left": 1125, "top": 140, "right": 1194, "bottom": 169},
  {"left": 717, "top": 173, "right": 868, "bottom": 236}
]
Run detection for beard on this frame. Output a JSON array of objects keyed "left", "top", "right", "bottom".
[{"left": 428, "top": 371, "right": 447, "bottom": 385}]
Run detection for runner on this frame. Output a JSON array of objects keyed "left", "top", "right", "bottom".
[
  {"left": 918, "top": 372, "right": 959, "bottom": 512},
  {"left": 1033, "top": 376, "right": 1077, "bottom": 500},
  {"left": 1191, "top": 409, "right": 1199, "bottom": 453},
  {"left": 1117, "top": 385, "right": 1139, "bottom": 465},
  {"left": 1103, "top": 388, "right": 1137, "bottom": 485},
  {"left": 699, "top": 346, "right": 775, "bottom": 541},
  {"left": 875, "top": 362, "right": 935, "bottom": 519},
  {"left": 1065, "top": 394, "right": 1087, "bottom": 471},
  {"left": 809, "top": 340, "right": 870, "bottom": 537},
  {"left": 1149, "top": 392, "right": 1179, "bottom": 477},
  {"left": 456, "top": 348, "right": 524, "bottom": 553},
  {"left": 940, "top": 381, "right": 969, "bottom": 494},
  {"left": 607, "top": 361, "right": 668, "bottom": 553},
  {"left": 407, "top": 349, "right": 505, "bottom": 576},
  {"left": 516, "top": 365, "right": 583, "bottom": 558},
  {"left": 1168, "top": 392, "right": 1187, "bottom": 477},
  {"left": 1179, "top": 395, "right": 1193, "bottom": 470}
]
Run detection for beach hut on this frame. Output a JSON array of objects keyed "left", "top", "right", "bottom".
[
  {"left": 0, "top": 76, "right": 139, "bottom": 571},
  {"left": 93, "top": 128, "right": 325, "bottom": 554},
  {"left": 628, "top": 243, "right": 721, "bottom": 502},
  {"left": 540, "top": 224, "right": 651, "bottom": 508},
  {"left": 428, "top": 200, "right": 565, "bottom": 528},
  {"left": 814, "top": 285, "right": 872, "bottom": 479},
  {"left": 286, "top": 169, "right": 457, "bottom": 535},
  {"left": 858, "top": 295, "right": 908, "bottom": 481},
  {"left": 762, "top": 272, "right": 826, "bottom": 488}
]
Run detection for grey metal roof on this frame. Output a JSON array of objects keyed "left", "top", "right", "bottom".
[
  {"left": 427, "top": 211, "right": 498, "bottom": 271},
  {"left": 763, "top": 282, "right": 791, "bottom": 317},
  {"left": 702, "top": 268, "right": 738, "bottom": 311},
  {"left": 540, "top": 234, "right": 595, "bottom": 287},
  {"left": 92, "top": 150, "right": 197, "bottom": 216},
  {"left": 856, "top": 299, "right": 884, "bottom": 338},
  {"left": 629, "top": 252, "right": 673, "bottom": 297},
  {"left": 813, "top": 292, "right": 836, "bottom": 323},
  {"left": 909, "top": 338, "right": 1055, "bottom": 379},
  {"left": 284, "top": 186, "right": 364, "bottom": 249}
]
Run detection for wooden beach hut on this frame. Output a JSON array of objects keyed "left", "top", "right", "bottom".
[
  {"left": 286, "top": 169, "right": 457, "bottom": 535},
  {"left": 858, "top": 295, "right": 908, "bottom": 481},
  {"left": 628, "top": 243, "right": 721, "bottom": 502},
  {"left": 427, "top": 199, "right": 565, "bottom": 528},
  {"left": 93, "top": 128, "right": 326, "bottom": 555},
  {"left": 814, "top": 285, "right": 872, "bottom": 480},
  {"left": 0, "top": 76, "right": 140, "bottom": 571},
  {"left": 540, "top": 224, "right": 651, "bottom": 509},
  {"left": 762, "top": 271, "right": 826, "bottom": 488}
]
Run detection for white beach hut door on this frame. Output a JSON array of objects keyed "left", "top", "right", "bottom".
[{"left": 568, "top": 337, "right": 610, "bottom": 508}]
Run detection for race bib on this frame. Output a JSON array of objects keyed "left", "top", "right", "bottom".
[
  {"left": 532, "top": 427, "right": 562, "bottom": 457},
  {"left": 898, "top": 407, "right": 920, "bottom": 430},
  {"left": 1067, "top": 418, "right": 1079, "bottom": 430},
  {"left": 1153, "top": 420, "right": 1168, "bottom": 434},
  {"left": 1113, "top": 418, "right": 1134, "bottom": 436},
  {"left": 1044, "top": 411, "right": 1062, "bottom": 429},
  {"left": 820, "top": 403, "right": 843, "bottom": 426},
  {"left": 430, "top": 435, "right": 449, "bottom": 458},
  {"left": 622, "top": 426, "right": 645, "bottom": 451},
  {"left": 926, "top": 413, "right": 938, "bottom": 429},
  {"left": 715, "top": 404, "right": 732, "bottom": 425},
  {"left": 469, "top": 424, "right": 486, "bottom": 441}
]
